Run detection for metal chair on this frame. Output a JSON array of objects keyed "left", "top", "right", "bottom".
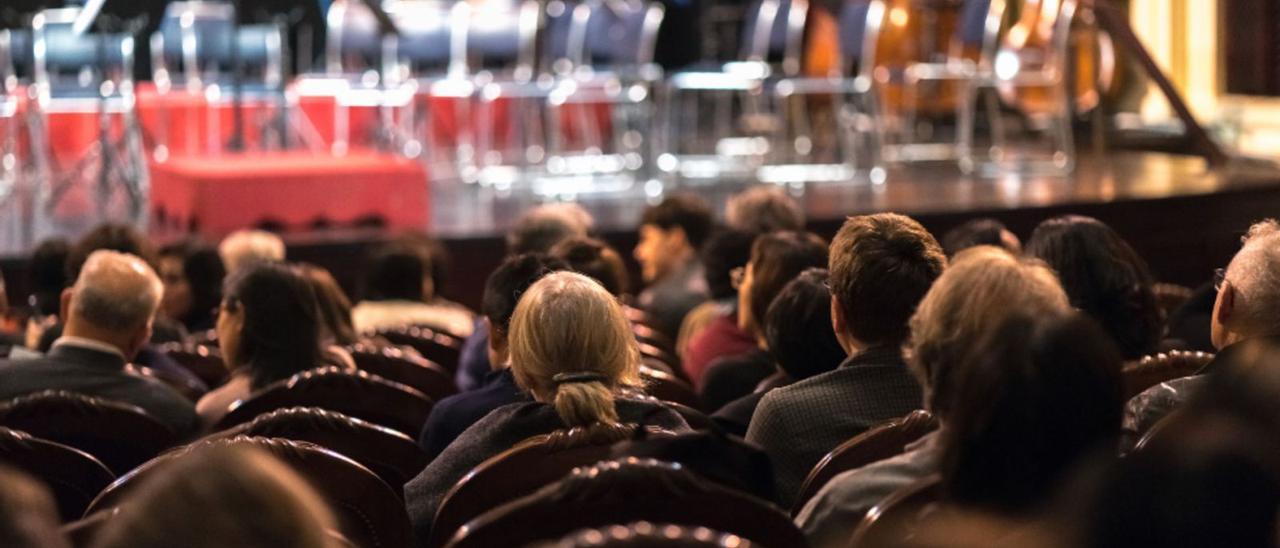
[
  {"left": 656, "top": 0, "right": 807, "bottom": 183},
  {"left": 24, "top": 7, "right": 148, "bottom": 247}
]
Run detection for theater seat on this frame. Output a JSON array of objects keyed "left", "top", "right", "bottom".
[
  {"left": 552, "top": 521, "right": 758, "bottom": 547},
  {"left": 429, "top": 425, "right": 675, "bottom": 548},
  {"left": 86, "top": 436, "right": 412, "bottom": 548},
  {"left": 1122, "top": 350, "right": 1214, "bottom": 399},
  {"left": 0, "top": 390, "right": 180, "bottom": 476},
  {"left": 632, "top": 323, "right": 677, "bottom": 356},
  {"left": 849, "top": 475, "right": 942, "bottom": 548},
  {"left": 124, "top": 364, "right": 206, "bottom": 403},
  {"left": 639, "top": 365, "right": 702, "bottom": 412},
  {"left": 209, "top": 406, "right": 429, "bottom": 495},
  {"left": 446, "top": 458, "right": 806, "bottom": 548},
  {"left": 157, "top": 342, "right": 230, "bottom": 388},
  {"left": 348, "top": 343, "right": 459, "bottom": 402},
  {"left": 377, "top": 325, "right": 464, "bottom": 374},
  {"left": 62, "top": 510, "right": 356, "bottom": 548},
  {"left": 213, "top": 366, "right": 434, "bottom": 437},
  {"left": 0, "top": 427, "right": 115, "bottom": 522},
  {"left": 792, "top": 410, "right": 939, "bottom": 515}
]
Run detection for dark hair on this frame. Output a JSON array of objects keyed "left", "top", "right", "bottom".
[
  {"left": 393, "top": 233, "right": 452, "bottom": 300},
  {"left": 223, "top": 263, "right": 324, "bottom": 388},
  {"left": 829, "top": 213, "right": 947, "bottom": 346},
  {"left": 700, "top": 228, "right": 758, "bottom": 301},
  {"left": 363, "top": 243, "right": 430, "bottom": 302},
  {"left": 28, "top": 238, "right": 70, "bottom": 316},
  {"left": 551, "top": 237, "right": 630, "bottom": 297},
  {"left": 1025, "top": 215, "right": 1162, "bottom": 359},
  {"left": 764, "top": 269, "right": 846, "bottom": 380},
  {"left": 942, "top": 218, "right": 1018, "bottom": 257},
  {"left": 158, "top": 240, "right": 226, "bottom": 331},
  {"left": 941, "top": 312, "right": 1124, "bottom": 515},
  {"left": 481, "top": 254, "right": 570, "bottom": 337},
  {"left": 506, "top": 206, "right": 591, "bottom": 256},
  {"left": 640, "top": 194, "right": 714, "bottom": 250},
  {"left": 67, "top": 223, "right": 156, "bottom": 280},
  {"left": 746, "top": 231, "right": 828, "bottom": 338},
  {"left": 297, "top": 263, "right": 357, "bottom": 346}
]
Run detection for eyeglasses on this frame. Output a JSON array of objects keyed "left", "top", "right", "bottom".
[
  {"left": 730, "top": 266, "right": 745, "bottom": 290},
  {"left": 1214, "top": 268, "right": 1228, "bottom": 292}
]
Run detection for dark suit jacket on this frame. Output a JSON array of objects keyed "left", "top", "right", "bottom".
[
  {"left": 418, "top": 368, "right": 531, "bottom": 460},
  {"left": 746, "top": 345, "right": 923, "bottom": 508},
  {"left": 700, "top": 350, "right": 775, "bottom": 413},
  {"left": 0, "top": 343, "right": 199, "bottom": 437}
]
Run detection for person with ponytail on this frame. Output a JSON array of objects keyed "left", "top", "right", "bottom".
[{"left": 404, "top": 272, "right": 690, "bottom": 544}]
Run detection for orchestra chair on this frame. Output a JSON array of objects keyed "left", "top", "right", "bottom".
[
  {"left": 0, "top": 427, "right": 115, "bottom": 522},
  {"left": 428, "top": 424, "right": 676, "bottom": 547},
  {"left": 377, "top": 324, "right": 465, "bottom": 374},
  {"left": 157, "top": 341, "right": 230, "bottom": 388},
  {"left": 445, "top": 458, "right": 807, "bottom": 547},
  {"left": 86, "top": 436, "right": 412, "bottom": 548},
  {"left": 348, "top": 342, "right": 459, "bottom": 403},
  {"left": 213, "top": 366, "right": 434, "bottom": 437},
  {"left": 656, "top": 0, "right": 808, "bottom": 183},
  {"left": 124, "top": 363, "right": 207, "bottom": 403},
  {"left": 639, "top": 365, "right": 703, "bottom": 412},
  {"left": 849, "top": 475, "right": 942, "bottom": 547},
  {"left": 207, "top": 406, "right": 429, "bottom": 496},
  {"left": 1122, "top": 350, "right": 1214, "bottom": 400},
  {"left": 791, "top": 409, "right": 938, "bottom": 516},
  {"left": 0, "top": 390, "right": 179, "bottom": 477},
  {"left": 551, "top": 521, "right": 759, "bottom": 547}
]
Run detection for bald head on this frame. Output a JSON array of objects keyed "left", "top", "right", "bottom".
[
  {"left": 1216, "top": 220, "right": 1280, "bottom": 346},
  {"left": 63, "top": 251, "right": 163, "bottom": 356}
]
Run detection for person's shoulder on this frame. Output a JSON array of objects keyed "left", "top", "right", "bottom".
[{"left": 768, "top": 367, "right": 850, "bottom": 402}]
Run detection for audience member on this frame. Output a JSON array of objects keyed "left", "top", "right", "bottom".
[
  {"left": 0, "top": 251, "right": 197, "bottom": 435},
  {"left": 417, "top": 254, "right": 568, "bottom": 459},
  {"left": 0, "top": 466, "right": 70, "bottom": 548},
  {"left": 725, "top": 185, "right": 806, "bottom": 234},
  {"left": 940, "top": 218, "right": 1021, "bottom": 258},
  {"left": 196, "top": 262, "right": 328, "bottom": 428},
  {"left": 457, "top": 204, "right": 595, "bottom": 391},
  {"left": 156, "top": 240, "right": 226, "bottom": 333},
  {"left": 404, "top": 272, "right": 690, "bottom": 542},
  {"left": 701, "top": 231, "right": 828, "bottom": 410},
  {"left": 1124, "top": 219, "right": 1280, "bottom": 443},
  {"left": 633, "top": 194, "right": 713, "bottom": 338},
  {"left": 90, "top": 445, "right": 340, "bottom": 548},
  {"left": 550, "top": 237, "right": 630, "bottom": 297},
  {"left": 679, "top": 229, "right": 758, "bottom": 384},
  {"left": 1025, "top": 215, "right": 1161, "bottom": 359},
  {"left": 712, "top": 269, "right": 845, "bottom": 437},
  {"left": 0, "top": 268, "right": 17, "bottom": 353},
  {"left": 298, "top": 263, "right": 359, "bottom": 347},
  {"left": 796, "top": 247, "right": 1071, "bottom": 544},
  {"left": 747, "top": 213, "right": 945, "bottom": 508},
  {"left": 66, "top": 223, "right": 157, "bottom": 281},
  {"left": 218, "top": 229, "right": 285, "bottom": 274},
  {"left": 26, "top": 238, "right": 71, "bottom": 318},
  {"left": 351, "top": 243, "right": 474, "bottom": 337}
]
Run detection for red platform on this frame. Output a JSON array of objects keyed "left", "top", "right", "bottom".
[{"left": 149, "top": 151, "right": 428, "bottom": 239}]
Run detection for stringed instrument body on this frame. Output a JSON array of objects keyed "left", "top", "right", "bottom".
[
  {"left": 995, "top": 0, "right": 1117, "bottom": 119},
  {"left": 872, "top": 0, "right": 968, "bottom": 118}
]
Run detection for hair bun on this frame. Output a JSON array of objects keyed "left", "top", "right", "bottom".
[{"left": 552, "top": 371, "right": 609, "bottom": 386}]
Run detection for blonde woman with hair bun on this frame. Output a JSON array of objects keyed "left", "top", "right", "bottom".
[{"left": 404, "top": 271, "right": 690, "bottom": 542}]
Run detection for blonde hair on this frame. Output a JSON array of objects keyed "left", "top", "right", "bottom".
[
  {"left": 508, "top": 271, "right": 641, "bottom": 427},
  {"left": 908, "top": 246, "right": 1071, "bottom": 415},
  {"left": 219, "top": 230, "right": 286, "bottom": 274},
  {"left": 91, "top": 445, "right": 339, "bottom": 548}
]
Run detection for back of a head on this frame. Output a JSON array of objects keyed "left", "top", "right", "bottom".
[
  {"left": 363, "top": 243, "right": 430, "bottom": 302},
  {"left": 218, "top": 230, "right": 286, "bottom": 275},
  {"left": 743, "top": 231, "right": 828, "bottom": 338},
  {"left": 224, "top": 263, "right": 323, "bottom": 387},
  {"left": 764, "top": 269, "right": 846, "bottom": 381},
  {"left": 942, "top": 218, "right": 1020, "bottom": 258},
  {"left": 1025, "top": 215, "right": 1160, "bottom": 359},
  {"left": 68, "top": 224, "right": 156, "bottom": 281},
  {"left": 481, "top": 254, "right": 571, "bottom": 338},
  {"left": 29, "top": 238, "right": 71, "bottom": 316},
  {"left": 1219, "top": 219, "right": 1280, "bottom": 342},
  {"left": 508, "top": 272, "right": 641, "bottom": 428},
  {"left": 158, "top": 239, "right": 227, "bottom": 327},
  {"left": 829, "top": 213, "right": 947, "bottom": 347},
  {"left": 551, "top": 237, "right": 630, "bottom": 297},
  {"left": 700, "top": 229, "right": 757, "bottom": 301},
  {"left": 70, "top": 250, "right": 164, "bottom": 337},
  {"left": 641, "top": 194, "right": 714, "bottom": 250},
  {"left": 0, "top": 466, "right": 68, "bottom": 548},
  {"left": 941, "top": 313, "right": 1124, "bottom": 516},
  {"left": 507, "top": 203, "right": 595, "bottom": 255},
  {"left": 298, "top": 263, "right": 357, "bottom": 346},
  {"left": 910, "top": 246, "right": 1072, "bottom": 416},
  {"left": 91, "top": 445, "right": 338, "bottom": 548},
  {"left": 725, "top": 186, "right": 805, "bottom": 234}
]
